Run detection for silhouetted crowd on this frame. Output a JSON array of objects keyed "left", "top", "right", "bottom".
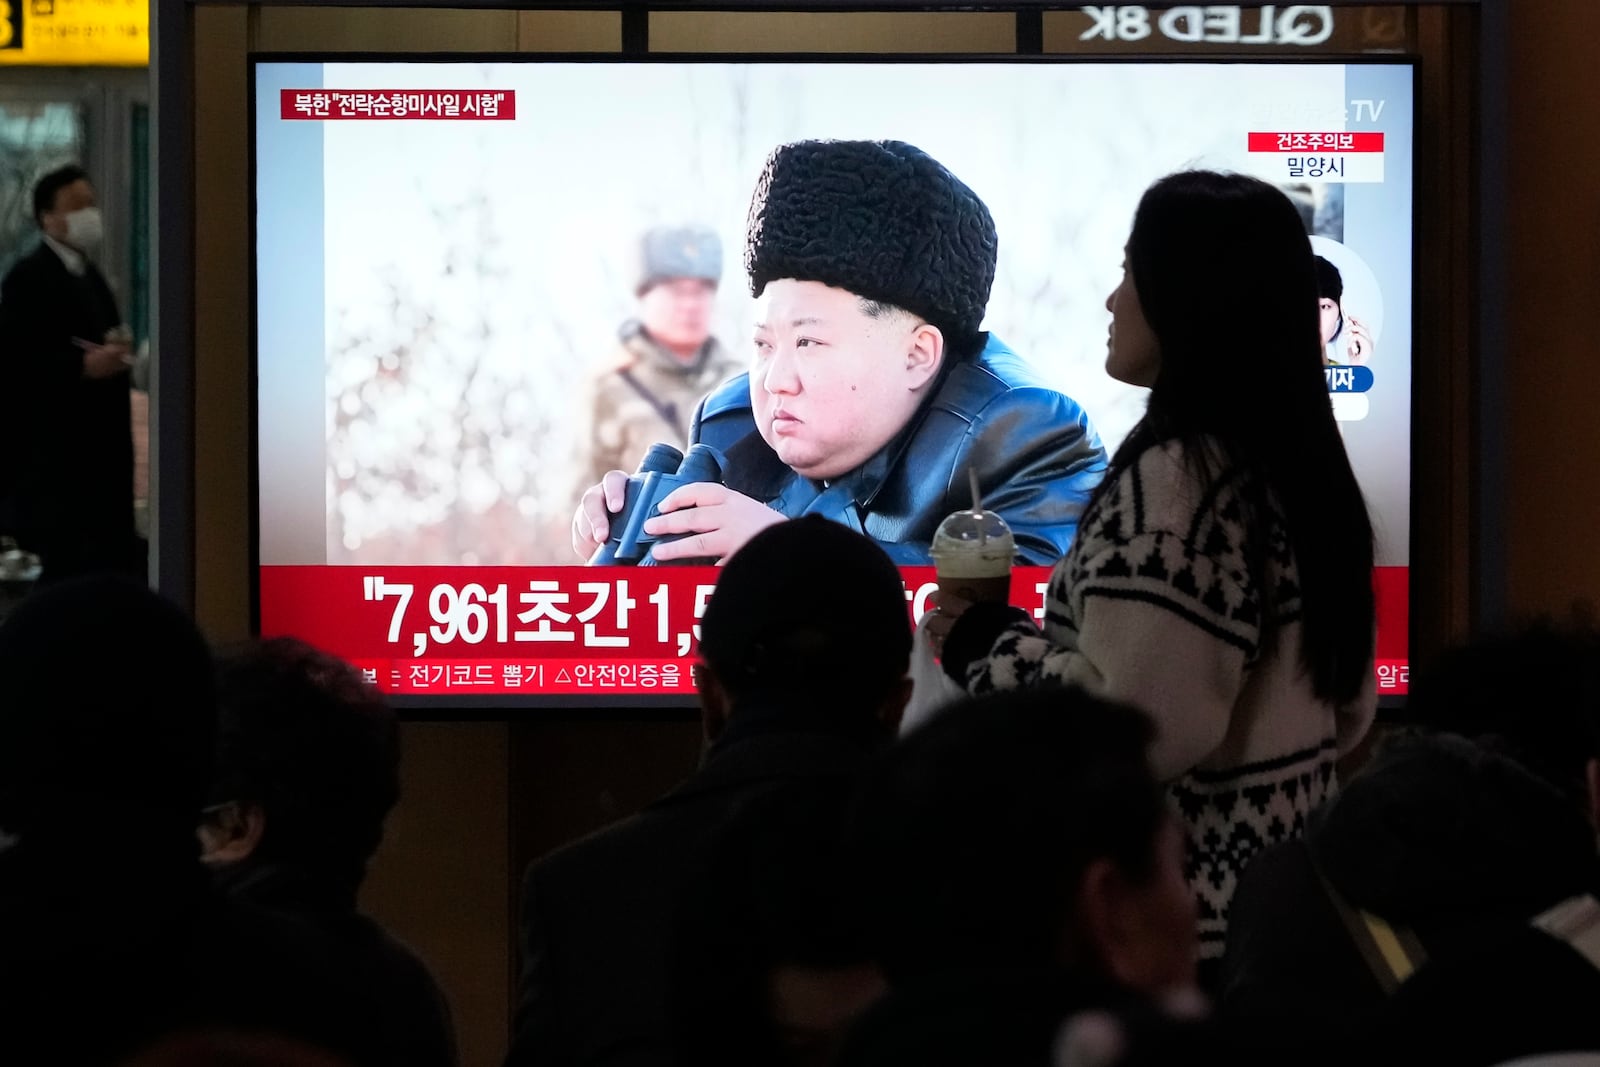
[{"left": 2, "top": 518, "right": 1599, "bottom": 1066}]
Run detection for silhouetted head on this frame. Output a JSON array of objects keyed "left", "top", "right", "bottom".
[
  {"left": 696, "top": 516, "right": 912, "bottom": 745},
  {"left": 201, "top": 637, "right": 399, "bottom": 894},
  {"left": 1122, "top": 170, "right": 1326, "bottom": 423},
  {"left": 1409, "top": 618, "right": 1600, "bottom": 818},
  {"left": 851, "top": 687, "right": 1196, "bottom": 997},
  {"left": 0, "top": 577, "right": 215, "bottom": 862}
]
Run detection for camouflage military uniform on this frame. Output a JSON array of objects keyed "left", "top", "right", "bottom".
[{"left": 584, "top": 320, "right": 743, "bottom": 486}]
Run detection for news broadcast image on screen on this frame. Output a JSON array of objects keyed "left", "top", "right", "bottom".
[{"left": 253, "top": 58, "right": 1413, "bottom": 702}]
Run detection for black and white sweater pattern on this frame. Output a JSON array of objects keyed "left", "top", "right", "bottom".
[{"left": 965, "top": 441, "right": 1375, "bottom": 958}]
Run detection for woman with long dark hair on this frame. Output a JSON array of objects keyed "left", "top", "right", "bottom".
[{"left": 934, "top": 170, "right": 1377, "bottom": 970}]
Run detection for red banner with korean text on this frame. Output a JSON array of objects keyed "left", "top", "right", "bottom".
[
  {"left": 1246, "top": 132, "right": 1385, "bottom": 153},
  {"left": 279, "top": 89, "right": 516, "bottom": 121},
  {"left": 259, "top": 565, "right": 1408, "bottom": 699}
]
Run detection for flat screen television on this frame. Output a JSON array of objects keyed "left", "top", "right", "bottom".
[{"left": 251, "top": 54, "right": 1413, "bottom": 707}]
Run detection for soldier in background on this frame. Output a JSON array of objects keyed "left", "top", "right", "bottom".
[{"left": 583, "top": 225, "right": 742, "bottom": 492}]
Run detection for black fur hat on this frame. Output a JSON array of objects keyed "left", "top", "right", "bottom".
[{"left": 744, "top": 140, "right": 997, "bottom": 341}]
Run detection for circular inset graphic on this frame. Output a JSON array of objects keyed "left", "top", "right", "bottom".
[{"left": 1310, "top": 236, "right": 1384, "bottom": 366}]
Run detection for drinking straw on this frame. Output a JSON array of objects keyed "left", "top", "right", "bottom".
[{"left": 968, "top": 468, "right": 986, "bottom": 546}]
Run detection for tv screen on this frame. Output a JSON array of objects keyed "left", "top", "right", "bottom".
[{"left": 252, "top": 55, "right": 1412, "bottom": 705}]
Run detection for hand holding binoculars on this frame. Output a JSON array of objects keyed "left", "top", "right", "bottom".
[{"left": 589, "top": 443, "right": 727, "bottom": 566}]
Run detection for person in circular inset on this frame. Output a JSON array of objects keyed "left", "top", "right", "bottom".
[{"left": 1314, "top": 255, "right": 1374, "bottom": 366}]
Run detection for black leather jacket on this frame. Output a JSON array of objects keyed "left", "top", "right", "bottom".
[{"left": 688, "top": 334, "right": 1107, "bottom": 565}]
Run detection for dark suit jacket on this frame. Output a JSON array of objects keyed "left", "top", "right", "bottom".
[
  {"left": 217, "top": 860, "right": 459, "bottom": 1067},
  {"left": 1220, "top": 736, "right": 1600, "bottom": 1066},
  {"left": 0, "top": 241, "right": 134, "bottom": 573},
  {"left": 689, "top": 334, "right": 1106, "bottom": 565},
  {"left": 1375, "top": 914, "right": 1600, "bottom": 1065},
  {"left": 505, "top": 722, "right": 875, "bottom": 1067},
  {"left": 0, "top": 842, "right": 425, "bottom": 1066}
]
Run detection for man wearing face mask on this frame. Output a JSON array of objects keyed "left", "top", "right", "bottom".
[{"left": 0, "top": 164, "right": 139, "bottom": 581}]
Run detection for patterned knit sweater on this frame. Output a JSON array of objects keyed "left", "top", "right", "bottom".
[{"left": 953, "top": 440, "right": 1376, "bottom": 959}]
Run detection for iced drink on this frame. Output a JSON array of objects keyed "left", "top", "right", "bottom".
[{"left": 931, "top": 508, "right": 1015, "bottom": 605}]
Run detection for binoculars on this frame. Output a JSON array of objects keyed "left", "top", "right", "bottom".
[{"left": 589, "top": 442, "right": 727, "bottom": 566}]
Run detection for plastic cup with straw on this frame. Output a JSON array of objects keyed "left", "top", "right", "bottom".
[{"left": 930, "top": 468, "right": 1016, "bottom": 604}]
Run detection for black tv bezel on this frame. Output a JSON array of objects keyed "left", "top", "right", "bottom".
[{"left": 246, "top": 49, "right": 1420, "bottom": 715}]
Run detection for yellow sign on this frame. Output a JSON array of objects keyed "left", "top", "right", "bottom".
[{"left": 0, "top": 0, "right": 148, "bottom": 67}]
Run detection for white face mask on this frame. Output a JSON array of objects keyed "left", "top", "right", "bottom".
[{"left": 63, "top": 206, "right": 103, "bottom": 252}]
